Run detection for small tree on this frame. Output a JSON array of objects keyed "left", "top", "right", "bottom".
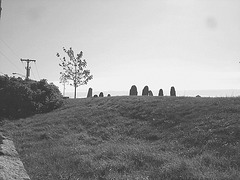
[
  {"left": 57, "top": 47, "right": 93, "bottom": 99},
  {"left": 87, "top": 87, "right": 92, "bottom": 98},
  {"left": 142, "top": 86, "right": 149, "bottom": 96},
  {"left": 130, "top": 85, "right": 138, "bottom": 96},
  {"left": 158, "top": 89, "right": 164, "bottom": 96},
  {"left": 170, "top": 86, "right": 176, "bottom": 96}
]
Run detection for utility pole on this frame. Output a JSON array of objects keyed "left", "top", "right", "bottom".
[
  {"left": 60, "top": 73, "right": 68, "bottom": 97},
  {"left": 20, "top": 59, "right": 36, "bottom": 80}
]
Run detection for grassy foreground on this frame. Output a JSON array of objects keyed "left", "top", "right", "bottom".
[{"left": 1, "top": 96, "right": 240, "bottom": 180}]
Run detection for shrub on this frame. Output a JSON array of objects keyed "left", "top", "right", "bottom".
[
  {"left": 158, "top": 89, "right": 164, "bottom": 96},
  {"left": 99, "top": 92, "right": 104, "bottom": 97},
  {"left": 93, "top": 95, "right": 98, "bottom": 98},
  {"left": 142, "top": 86, "right": 149, "bottom": 96},
  {"left": 170, "top": 86, "right": 176, "bottom": 96},
  {"left": 148, "top": 90, "right": 153, "bottom": 96},
  {"left": 107, "top": 94, "right": 111, "bottom": 97},
  {"left": 87, "top": 88, "right": 93, "bottom": 98},
  {"left": 0, "top": 75, "right": 63, "bottom": 119},
  {"left": 130, "top": 85, "right": 138, "bottom": 96}
]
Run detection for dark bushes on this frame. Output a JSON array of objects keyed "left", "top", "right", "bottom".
[{"left": 0, "top": 75, "right": 63, "bottom": 119}]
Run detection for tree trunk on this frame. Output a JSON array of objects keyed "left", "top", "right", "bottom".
[
  {"left": 74, "top": 84, "right": 77, "bottom": 99},
  {"left": 74, "top": 63, "right": 77, "bottom": 99}
]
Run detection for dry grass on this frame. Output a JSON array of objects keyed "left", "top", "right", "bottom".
[{"left": 2, "top": 96, "right": 240, "bottom": 179}]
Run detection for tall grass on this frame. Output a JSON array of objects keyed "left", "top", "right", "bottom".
[{"left": 2, "top": 96, "right": 240, "bottom": 179}]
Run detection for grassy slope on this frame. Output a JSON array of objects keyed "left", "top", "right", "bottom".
[{"left": 2, "top": 96, "right": 240, "bottom": 180}]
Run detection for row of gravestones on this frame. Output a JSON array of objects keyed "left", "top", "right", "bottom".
[
  {"left": 87, "top": 88, "right": 111, "bottom": 98},
  {"left": 86, "top": 86, "right": 176, "bottom": 98},
  {"left": 130, "top": 85, "right": 176, "bottom": 96}
]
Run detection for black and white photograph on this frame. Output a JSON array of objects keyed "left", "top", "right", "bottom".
[{"left": 0, "top": 0, "right": 240, "bottom": 179}]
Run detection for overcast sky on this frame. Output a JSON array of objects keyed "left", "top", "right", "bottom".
[{"left": 1, "top": 0, "right": 240, "bottom": 97}]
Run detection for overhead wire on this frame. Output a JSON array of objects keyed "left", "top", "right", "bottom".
[
  {"left": 30, "top": 67, "right": 36, "bottom": 80},
  {"left": 34, "top": 62, "right": 41, "bottom": 80},
  {"left": 0, "top": 38, "right": 25, "bottom": 74},
  {"left": 0, "top": 38, "right": 41, "bottom": 80},
  {"left": 21, "top": 61, "right": 25, "bottom": 71},
  {"left": 0, "top": 49, "right": 24, "bottom": 73},
  {"left": 0, "top": 38, "right": 20, "bottom": 59}
]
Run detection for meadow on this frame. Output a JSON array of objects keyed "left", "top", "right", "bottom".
[{"left": 1, "top": 96, "right": 240, "bottom": 180}]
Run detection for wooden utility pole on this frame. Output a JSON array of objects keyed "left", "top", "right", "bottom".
[{"left": 20, "top": 59, "right": 36, "bottom": 80}]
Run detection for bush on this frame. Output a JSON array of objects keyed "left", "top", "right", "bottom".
[
  {"left": 170, "top": 86, "right": 176, "bottom": 96},
  {"left": 158, "top": 89, "right": 164, "bottom": 96},
  {"left": 99, "top": 92, "right": 104, "bottom": 97},
  {"left": 130, "top": 85, "right": 138, "bottom": 96},
  {"left": 0, "top": 76, "right": 63, "bottom": 119},
  {"left": 87, "top": 88, "right": 92, "bottom": 98},
  {"left": 142, "top": 86, "right": 149, "bottom": 96}
]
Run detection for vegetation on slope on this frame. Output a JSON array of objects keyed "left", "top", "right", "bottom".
[
  {"left": 2, "top": 96, "right": 240, "bottom": 179},
  {"left": 0, "top": 75, "right": 63, "bottom": 119}
]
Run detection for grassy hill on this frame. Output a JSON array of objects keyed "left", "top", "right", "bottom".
[{"left": 2, "top": 96, "right": 240, "bottom": 180}]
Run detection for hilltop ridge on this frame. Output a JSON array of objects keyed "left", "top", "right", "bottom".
[{"left": 2, "top": 96, "right": 240, "bottom": 179}]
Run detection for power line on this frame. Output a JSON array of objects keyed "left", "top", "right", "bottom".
[
  {"left": 0, "top": 38, "right": 42, "bottom": 80},
  {"left": 30, "top": 68, "right": 36, "bottom": 80},
  {"left": 0, "top": 38, "right": 26, "bottom": 75},
  {"left": 21, "top": 61, "right": 25, "bottom": 70},
  {"left": 0, "top": 38, "right": 20, "bottom": 59},
  {"left": 34, "top": 62, "right": 41, "bottom": 80},
  {"left": 0, "top": 49, "right": 24, "bottom": 73}
]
